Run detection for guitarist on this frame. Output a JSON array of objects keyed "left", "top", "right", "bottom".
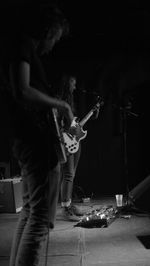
[
  {"left": 55, "top": 74, "right": 100, "bottom": 221},
  {"left": 5, "top": 4, "right": 74, "bottom": 266}
]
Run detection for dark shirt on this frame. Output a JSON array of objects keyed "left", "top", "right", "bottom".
[
  {"left": 9, "top": 34, "right": 58, "bottom": 167},
  {"left": 9, "top": 35, "right": 54, "bottom": 139}
]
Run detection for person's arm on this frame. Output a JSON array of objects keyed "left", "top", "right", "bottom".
[
  {"left": 18, "top": 61, "right": 74, "bottom": 128},
  {"left": 92, "top": 108, "right": 100, "bottom": 120}
]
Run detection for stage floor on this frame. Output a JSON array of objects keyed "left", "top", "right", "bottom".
[{"left": 1, "top": 197, "right": 150, "bottom": 266}]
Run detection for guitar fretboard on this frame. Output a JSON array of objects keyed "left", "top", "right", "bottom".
[
  {"left": 79, "top": 102, "right": 101, "bottom": 127},
  {"left": 79, "top": 110, "right": 94, "bottom": 127}
]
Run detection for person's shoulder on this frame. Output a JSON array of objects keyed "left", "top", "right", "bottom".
[
  {"left": 20, "top": 34, "right": 34, "bottom": 49},
  {"left": 17, "top": 34, "right": 36, "bottom": 61},
  {"left": 9, "top": 34, "right": 35, "bottom": 63}
]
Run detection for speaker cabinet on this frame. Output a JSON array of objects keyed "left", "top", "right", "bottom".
[{"left": 0, "top": 178, "right": 22, "bottom": 213}]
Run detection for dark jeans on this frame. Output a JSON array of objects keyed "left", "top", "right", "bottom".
[
  {"left": 9, "top": 139, "right": 60, "bottom": 266},
  {"left": 60, "top": 144, "right": 81, "bottom": 204}
]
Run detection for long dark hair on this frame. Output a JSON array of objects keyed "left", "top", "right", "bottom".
[
  {"left": 1, "top": 3, "right": 69, "bottom": 76},
  {"left": 21, "top": 4, "right": 69, "bottom": 40},
  {"left": 57, "top": 74, "right": 76, "bottom": 113},
  {"left": 1, "top": 3, "right": 69, "bottom": 47}
]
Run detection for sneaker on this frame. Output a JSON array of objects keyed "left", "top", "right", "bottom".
[{"left": 62, "top": 206, "right": 81, "bottom": 222}]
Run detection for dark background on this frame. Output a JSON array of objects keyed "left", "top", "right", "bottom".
[{"left": 1, "top": 0, "right": 150, "bottom": 202}]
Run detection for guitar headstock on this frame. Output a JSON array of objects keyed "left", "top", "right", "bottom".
[{"left": 94, "top": 96, "right": 104, "bottom": 110}]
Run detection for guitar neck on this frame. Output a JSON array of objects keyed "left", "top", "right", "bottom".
[{"left": 79, "top": 109, "right": 95, "bottom": 127}]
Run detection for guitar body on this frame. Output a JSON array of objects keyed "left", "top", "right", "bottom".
[
  {"left": 53, "top": 97, "right": 103, "bottom": 156},
  {"left": 63, "top": 123, "right": 87, "bottom": 154}
]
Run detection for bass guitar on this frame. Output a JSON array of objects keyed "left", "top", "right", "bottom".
[{"left": 62, "top": 98, "right": 104, "bottom": 154}]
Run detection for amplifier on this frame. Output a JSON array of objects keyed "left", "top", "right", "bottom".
[{"left": 0, "top": 177, "right": 22, "bottom": 213}]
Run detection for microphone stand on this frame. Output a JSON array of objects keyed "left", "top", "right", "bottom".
[{"left": 119, "top": 101, "right": 140, "bottom": 215}]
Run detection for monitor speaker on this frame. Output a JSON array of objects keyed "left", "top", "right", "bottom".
[{"left": 129, "top": 175, "right": 150, "bottom": 212}]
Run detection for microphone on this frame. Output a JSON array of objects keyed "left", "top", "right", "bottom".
[
  {"left": 81, "top": 89, "right": 87, "bottom": 93},
  {"left": 79, "top": 89, "right": 100, "bottom": 96}
]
